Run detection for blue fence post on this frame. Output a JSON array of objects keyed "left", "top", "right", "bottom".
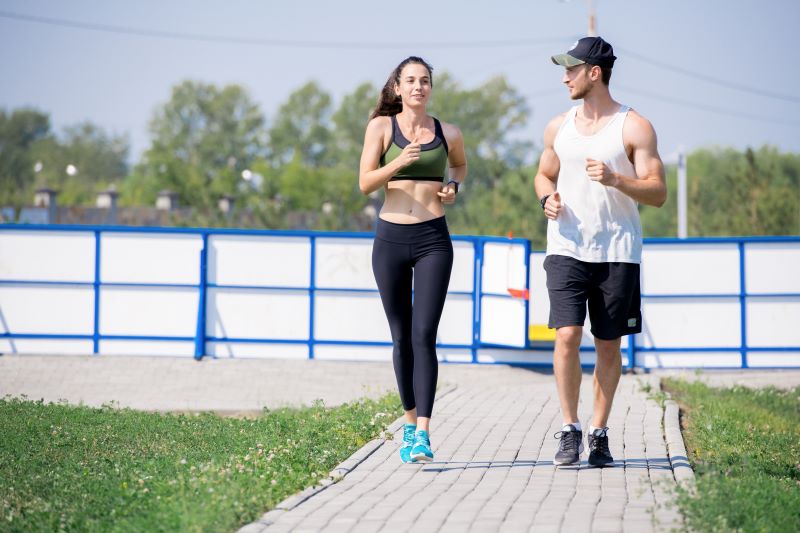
[
  {"left": 308, "top": 236, "right": 316, "bottom": 360},
  {"left": 471, "top": 239, "right": 483, "bottom": 363},
  {"left": 194, "top": 233, "right": 208, "bottom": 360},
  {"left": 92, "top": 230, "right": 101, "bottom": 355},
  {"left": 627, "top": 336, "right": 636, "bottom": 371},
  {"left": 523, "top": 239, "right": 532, "bottom": 349},
  {"left": 739, "top": 241, "right": 748, "bottom": 369}
]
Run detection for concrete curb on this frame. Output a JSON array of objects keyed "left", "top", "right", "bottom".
[
  {"left": 663, "top": 398, "right": 696, "bottom": 489},
  {"left": 237, "top": 384, "right": 458, "bottom": 532}
]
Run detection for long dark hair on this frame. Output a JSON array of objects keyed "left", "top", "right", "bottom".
[{"left": 370, "top": 56, "right": 434, "bottom": 119}]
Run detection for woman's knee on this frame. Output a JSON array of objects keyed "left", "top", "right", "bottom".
[{"left": 411, "top": 324, "right": 438, "bottom": 349}]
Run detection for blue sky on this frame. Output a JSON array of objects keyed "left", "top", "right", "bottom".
[{"left": 2, "top": 0, "right": 798, "bottom": 165}]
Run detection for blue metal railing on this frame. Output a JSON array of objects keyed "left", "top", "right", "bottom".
[
  {"left": 2, "top": 223, "right": 799, "bottom": 368},
  {"left": 0, "top": 224, "right": 532, "bottom": 362}
]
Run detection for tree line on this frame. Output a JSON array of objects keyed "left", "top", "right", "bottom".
[{"left": 1, "top": 75, "right": 798, "bottom": 247}]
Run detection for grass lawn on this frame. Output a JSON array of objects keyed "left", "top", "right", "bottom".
[
  {"left": 0, "top": 394, "right": 402, "bottom": 532},
  {"left": 663, "top": 379, "right": 800, "bottom": 533}
]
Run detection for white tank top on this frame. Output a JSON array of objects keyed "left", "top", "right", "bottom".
[{"left": 547, "top": 104, "right": 642, "bottom": 264}]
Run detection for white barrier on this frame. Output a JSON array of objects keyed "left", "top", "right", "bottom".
[{"left": 1, "top": 225, "right": 798, "bottom": 368}]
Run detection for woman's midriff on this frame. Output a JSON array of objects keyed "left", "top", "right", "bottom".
[{"left": 379, "top": 180, "right": 445, "bottom": 224}]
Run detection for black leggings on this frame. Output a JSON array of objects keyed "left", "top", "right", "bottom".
[{"left": 372, "top": 216, "right": 453, "bottom": 418}]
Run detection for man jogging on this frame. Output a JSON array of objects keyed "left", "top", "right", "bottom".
[{"left": 534, "top": 36, "right": 666, "bottom": 467}]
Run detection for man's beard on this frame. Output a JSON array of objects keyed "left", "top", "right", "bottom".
[{"left": 570, "top": 85, "right": 590, "bottom": 100}]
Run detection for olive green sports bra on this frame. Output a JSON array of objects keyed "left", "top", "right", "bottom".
[{"left": 380, "top": 115, "right": 449, "bottom": 182}]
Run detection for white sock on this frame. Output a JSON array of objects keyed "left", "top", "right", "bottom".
[
  {"left": 589, "top": 425, "right": 607, "bottom": 436},
  {"left": 563, "top": 422, "right": 582, "bottom": 432}
]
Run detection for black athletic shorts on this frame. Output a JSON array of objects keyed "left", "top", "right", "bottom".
[{"left": 543, "top": 254, "right": 642, "bottom": 340}]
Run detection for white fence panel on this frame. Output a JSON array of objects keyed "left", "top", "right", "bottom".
[
  {"left": 0, "top": 230, "right": 94, "bottom": 282},
  {"left": 0, "top": 285, "right": 94, "bottom": 334},
  {"left": 209, "top": 235, "right": 310, "bottom": 287},
  {"left": 640, "top": 298, "right": 741, "bottom": 349},
  {"left": 641, "top": 243, "right": 740, "bottom": 295},
  {"left": 745, "top": 242, "right": 800, "bottom": 294},
  {"left": 100, "top": 340, "right": 195, "bottom": 357},
  {"left": 207, "top": 288, "right": 310, "bottom": 340},
  {"left": 450, "top": 241, "right": 475, "bottom": 293},
  {"left": 100, "top": 286, "right": 198, "bottom": 337},
  {"left": 101, "top": 233, "right": 202, "bottom": 285},
  {"left": 438, "top": 295, "right": 474, "bottom": 346},
  {"left": 315, "top": 238, "right": 375, "bottom": 290},
  {"left": 314, "top": 291, "right": 390, "bottom": 342},
  {"left": 0, "top": 338, "right": 92, "bottom": 355},
  {"left": 746, "top": 297, "right": 800, "bottom": 347}
]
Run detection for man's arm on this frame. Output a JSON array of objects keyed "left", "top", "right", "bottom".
[
  {"left": 534, "top": 114, "right": 566, "bottom": 220},
  {"left": 585, "top": 110, "right": 667, "bottom": 207}
]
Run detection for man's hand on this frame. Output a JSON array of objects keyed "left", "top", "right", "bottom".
[
  {"left": 543, "top": 191, "right": 562, "bottom": 220},
  {"left": 586, "top": 158, "right": 620, "bottom": 187}
]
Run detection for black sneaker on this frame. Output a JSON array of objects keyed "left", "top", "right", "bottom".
[
  {"left": 588, "top": 427, "right": 614, "bottom": 467},
  {"left": 553, "top": 425, "right": 584, "bottom": 465}
]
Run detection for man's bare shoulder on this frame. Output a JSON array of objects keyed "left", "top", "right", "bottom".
[
  {"left": 624, "top": 109, "right": 657, "bottom": 138},
  {"left": 543, "top": 111, "right": 569, "bottom": 144},
  {"left": 545, "top": 111, "right": 569, "bottom": 131}
]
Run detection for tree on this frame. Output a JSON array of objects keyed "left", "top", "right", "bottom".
[
  {"left": 131, "top": 81, "right": 266, "bottom": 209},
  {"left": 268, "top": 81, "right": 333, "bottom": 168},
  {"left": 428, "top": 74, "right": 534, "bottom": 191},
  {"left": 639, "top": 165, "right": 677, "bottom": 238},
  {"left": 277, "top": 152, "right": 367, "bottom": 228},
  {"left": 0, "top": 108, "right": 51, "bottom": 210},
  {"left": 686, "top": 146, "right": 800, "bottom": 236},
  {"left": 330, "top": 82, "right": 377, "bottom": 170},
  {"left": 449, "top": 164, "right": 548, "bottom": 246},
  {"left": 31, "top": 122, "right": 129, "bottom": 205}
]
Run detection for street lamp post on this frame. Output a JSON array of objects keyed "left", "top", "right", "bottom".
[{"left": 560, "top": 0, "right": 598, "bottom": 36}]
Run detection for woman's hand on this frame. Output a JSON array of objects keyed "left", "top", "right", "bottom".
[
  {"left": 395, "top": 138, "right": 421, "bottom": 169},
  {"left": 438, "top": 182, "right": 457, "bottom": 204}
]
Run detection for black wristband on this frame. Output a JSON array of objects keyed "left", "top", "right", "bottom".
[
  {"left": 540, "top": 194, "right": 551, "bottom": 210},
  {"left": 447, "top": 179, "right": 460, "bottom": 194}
]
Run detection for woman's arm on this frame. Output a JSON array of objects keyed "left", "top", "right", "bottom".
[
  {"left": 438, "top": 123, "right": 467, "bottom": 203},
  {"left": 359, "top": 117, "right": 420, "bottom": 195},
  {"left": 444, "top": 123, "right": 467, "bottom": 184}
]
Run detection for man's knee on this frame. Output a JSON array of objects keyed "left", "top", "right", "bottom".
[
  {"left": 555, "top": 326, "right": 583, "bottom": 348},
  {"left": 595, "top": 337, "right": 622, "bottom": 359}
]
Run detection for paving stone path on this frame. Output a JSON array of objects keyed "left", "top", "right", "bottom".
[{"left": 240, "top": 372, "right": 691, "bottom": 533}]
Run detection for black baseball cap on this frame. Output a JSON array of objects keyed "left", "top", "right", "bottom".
[{"left": 551, "top": 36, "right": 616, "bottom": 69}]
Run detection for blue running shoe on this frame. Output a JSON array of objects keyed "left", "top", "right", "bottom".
[
  {"left": 410, "top": 429, "right": 433, "bottom": 462},
  {"left": 399, "top": 424, "right": 416, "bottom": 463}
]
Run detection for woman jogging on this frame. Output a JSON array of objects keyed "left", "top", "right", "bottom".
[{"left": 359, "top": 56, "right": 467, "bottom": 463}]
